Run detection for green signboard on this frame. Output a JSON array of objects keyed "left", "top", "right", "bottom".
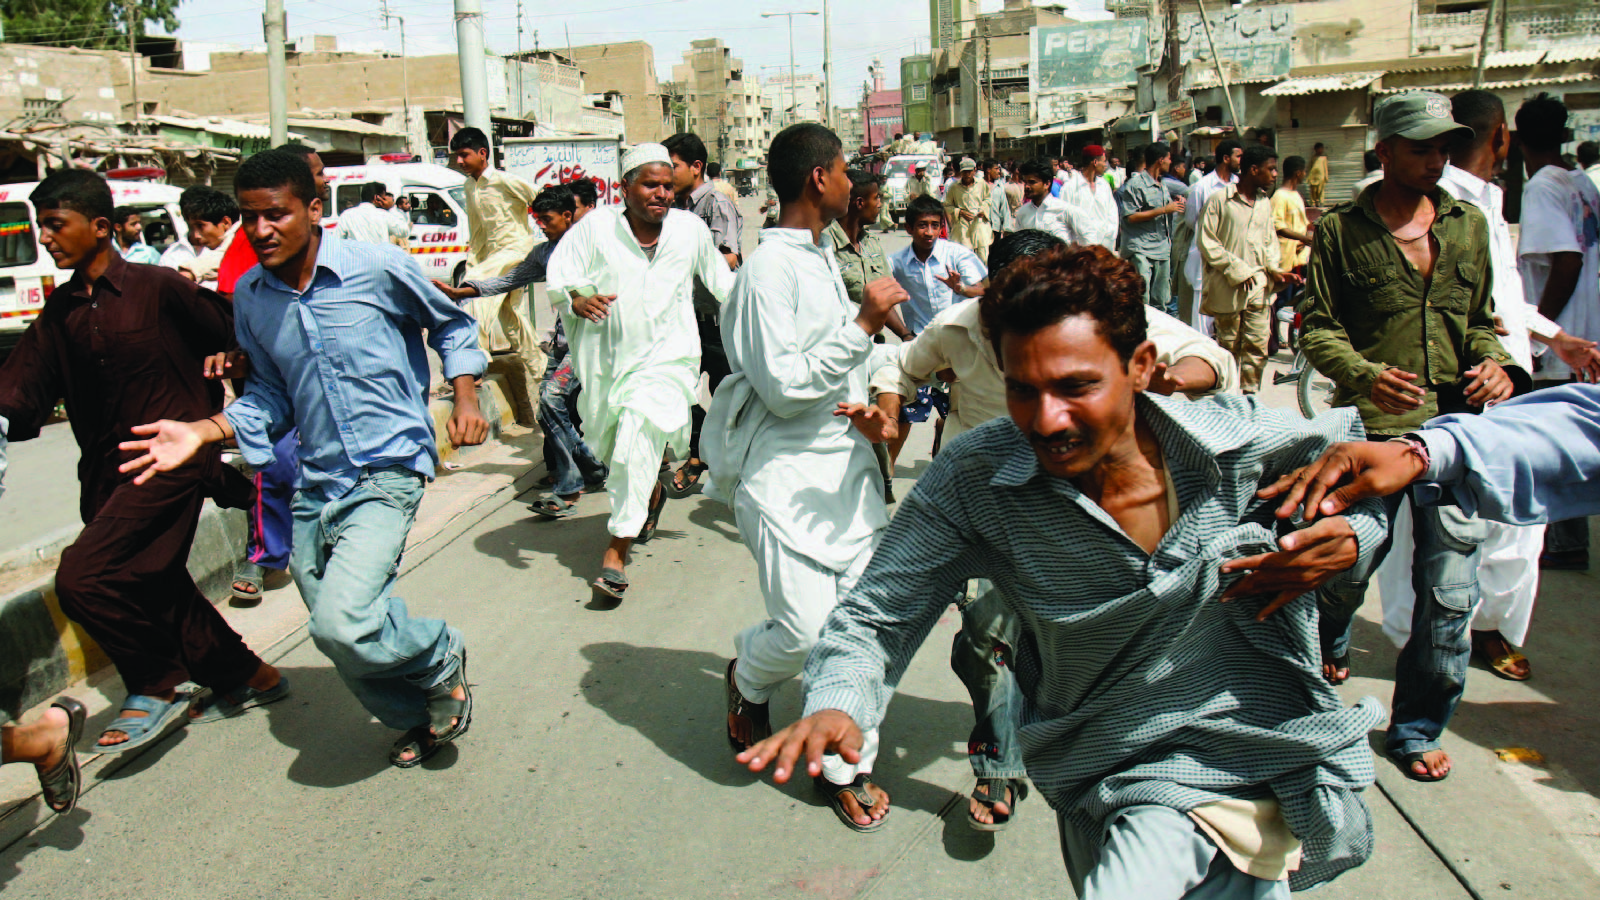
[{"left": 1031, "top": 21, "right": 1147, "bottom": 92}]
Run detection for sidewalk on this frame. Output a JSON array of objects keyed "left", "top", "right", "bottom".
[{"left": 4, "top": 371, "right": 1595, "bottom": 897}]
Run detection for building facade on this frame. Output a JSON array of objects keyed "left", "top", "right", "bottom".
[
  {"left": 900, "top": 54, "right": 934, "bottom": 136},
  {"left": 762, "top": 73, "right": 823, "bottom": 130},
  {"left": 672, "top": 38, "right": 766, "bottom": 165},
  {"left": 566, "top": 41, "right": 672, "bottom": 144}
]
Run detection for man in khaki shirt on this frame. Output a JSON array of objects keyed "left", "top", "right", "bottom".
[
  {"left": 1200, "top": 145, "right": 1300, "bottom": 392},
  {"left": 944, "top": 158, "right": 993, "bottom": 263},
  {"left": 452, "top": 126, "right": 543, "bottom": 424}
]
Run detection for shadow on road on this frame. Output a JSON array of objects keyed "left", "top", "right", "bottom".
[
  {"left": 255, "top": 665, "right": 404, "bottom": 788},
  {"left": 0, "top": 805, "right": 88, "bottom": 891}
]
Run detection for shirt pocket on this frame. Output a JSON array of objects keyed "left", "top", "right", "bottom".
[
  {"left": 317, "top": 303, "right": 396, "bottom": 378},
  {"left": 1343, "top": 263, "right": 1408, "bottom": 313},
  {"left": 1444, "top": 257, "right": 1481, "bottom": 314}
]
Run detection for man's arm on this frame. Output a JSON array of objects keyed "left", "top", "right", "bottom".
[
  {"left": 1146, "top": 306, "right": 1237, "bottom": 395},
  {"left": 1535, "top": 251, "right": 1584, "bottom": 321},
  {"left": 0, "top": 316, "right": 66, "bottom": 442},
  {"left": 164, "top": 276, "right": 238, "bottom": 362},
  {"left": 693, "top": 220, "right": 737, "bottom": 302},
  {"left": 455, "top": 242, "right": 551, "bottom": 301},
  {"left": 390, "top": 250, "right": 490, "bottom": 447},
  {"left": 1298, "top": 219, "right": 1388, "bottom": 399},
  {"left": 1458, "top": 227, "right": 1516, "bottom": 404}
]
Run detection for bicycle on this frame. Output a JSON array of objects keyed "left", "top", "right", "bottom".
[{"left": 1269, "top": 306, "right": 1338, "bottom": 419}]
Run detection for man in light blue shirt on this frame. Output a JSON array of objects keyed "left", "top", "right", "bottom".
[
  {"left": 120, "top": 149, "right": 489, "bottom": 770},
  {"left": 112, "top": 206, "right": 161, "bottom": 265},
  {"left": 887, "top": 194, "right": 987, "bottom": 467}
]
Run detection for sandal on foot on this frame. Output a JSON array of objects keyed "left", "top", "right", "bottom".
[
  {"left": 725, "top": 658, "right": 771, "bottom": 753},
  {"left": 529, "top": 495, "right": 581, "bottom": 519},
  {"left": 37, "top": 697, "right": 86, "bottom": 813},
  {"left": 668, "top": 460, "right": 708, "bottom": 497},
  {"left": 1392, "top": 750, "right": 1450, "bottom": 783},
  {"left": 815, "top": 774, "right": 889, "bottom": 833},
  {"left": 968, "top": 777, "right": 1028, "bottom": 832},
  {"left": 96, "top": 692, "right": 193, "bottom": 754},
  {"left": 231, "top": 562, "right": 265, "bottom": 604},
  {"left": 1323, "top": 652, "right": 1351, "bottom": 685},
  {"left": 390, "top": 725, "right": 443, "bottom": 769},
  {"left": 190, "top": 678, "right": 292, "bottom": 725},
  {"left": 636, "top": 483, "right": 669, "bottom": 544},
  {"left": 1485, "top": 651, "right": 1532, "bottom": 682},
  {"left": 425, "top": 650, "right": 473, "bottom": 746},
  {"left": 593, "top": 567, "right": 629, "bottom": 600}
]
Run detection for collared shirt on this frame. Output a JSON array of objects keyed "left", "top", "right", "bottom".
[
  {"left": 801, "top": 392, "right": 1388, "bottom": 891},
  {"left": 0, "top": 254, "right": 238, "bottom": 517},
  {"left": 1439, "top": 164, "right": 1560, "bottom": 372},
  {"left": 464, "top": 167, "right": 540, "bottom": 264},
  {"left": 889, "top": 238, "right": 988, "bottom": 334},
  {"left": 1183, "top": 170, "right": 1236, "bottom": 283},
  {"left": 335, "top": 202, "right": 410, "bottom": 246},
  {"left": 1016, "top": 193, "right": 1077, "bottom": 244},
  {"left": 1064, "top": 174, "right": 1118, "bottom": 249},
  {"left": 224, "top": 235, "right": 486, "bottom": 500},
  {"left": 943, "top": 178, "right": 992, "bottom": 252},
  {"left": 824, "top": 220, "right": 891, "bottom": 306},
  {"left": 1301, "top": 184, "right": 1511, "bottom": 436},
  {"left": 702, "top": 226, "right": 893, "bottom": 570},
  {"left": 869, "top": 299, "right": 1238, "bottom": 440},
  {"left": 117, "top": 240, "right": 161, "bottom": 265},
  {"left": 1199, "top": 185, "right": 1283, "bottom": 316},
  {"left": 1117, "top": 170, "right": 1174, "bottom": 260},
  {"left": 683, "top": 180, "right": 744, "bottom": 318},
  {"left": 1271, "top": 187, "right": 1311, "bottom": 270},
  {"left": 1415, "top": 383, "right": 1600, "bottom": 525},
  {"left": 987, "top": 178, "right": 1015, "bottom": 233},
  {"left": 545, "top": 207, "right": 735, "bottom": 462}
]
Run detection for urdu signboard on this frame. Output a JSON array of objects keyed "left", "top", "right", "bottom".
[
  {"left": 1030, "top": 21, "right": 1148, "bottom": 94},
  {"left": 1174, "top": 6, "right": 1295, "bottom": 84}
]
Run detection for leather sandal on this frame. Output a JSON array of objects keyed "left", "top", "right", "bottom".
[
  {"left": 968, "top": 777, "right": 1028, "bottom": 832},
  {"left": 815, "top": 774, "right": 889, "bottom": 833},
  {"left": 37, "top": 697, "right": 86, "bottom": 814}
]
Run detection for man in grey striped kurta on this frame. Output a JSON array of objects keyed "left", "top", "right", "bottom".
[{"left": 739, "top": 244, "right": 1389, "bottom": 896}]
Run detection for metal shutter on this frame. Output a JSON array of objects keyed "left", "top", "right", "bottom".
[{"left": 1280, "top": 124, "right": 1369, "bottom": 206}]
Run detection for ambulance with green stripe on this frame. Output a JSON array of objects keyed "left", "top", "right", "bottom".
[{"left": 323, "top": 159, "right": 474, "bottom": 287}]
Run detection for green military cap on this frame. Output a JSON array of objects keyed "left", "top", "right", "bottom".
[{"left": 1374, "top": 91, "right": 1473, "bottom": 142}]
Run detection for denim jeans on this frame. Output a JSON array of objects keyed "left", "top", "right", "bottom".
[
  {"left": 290, "top": 466, "right": 463, "bottom": 731},
  {"left": 538, "top": 348, "right": 608, "bottom": 497},
  {"left": 951, "top": 579, "right": 1027, "bottom": 780},
  {"left": 1129, "top": 253, "right": 1176, "bottom": 318},
  {"left": 1317, "top": 489, "right": 1486, "bottom": 758}
]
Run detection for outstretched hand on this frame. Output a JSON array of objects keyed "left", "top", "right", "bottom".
[
  {"left": 835, "top": 402, "right": 899, "bottom": 444},
  {"left": 118, "top": 420, "right": 208, "bottom": 485},
  {"left": 1218, "top": 516, "right": 1359, "bottom": 620},
  {"left": 735, "top": 709, "right": 863, "bottom": 783},
  {"left": 1257, "top": 440, "right": 1427, "bottom": 521},
  {"left": 203, "top": 350, "right": 250, "bottom": 380}
]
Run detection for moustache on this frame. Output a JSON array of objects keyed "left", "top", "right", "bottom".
[{"left": 1029, "top": 428, "right": 1085, "bottom": 447}]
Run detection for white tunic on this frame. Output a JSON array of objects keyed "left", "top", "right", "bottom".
[
  {"left": 1016, "top": 194, "right": 1079, "bottom": 244},
  {"left": 702, "top": 227, "right": 894, "bottom": 571},
  {"left": 1062, "top": 174, "right": 1119, "bottom": 250},
  {"left": 545, "top": 207, "right": 734, "bottom": 462}
]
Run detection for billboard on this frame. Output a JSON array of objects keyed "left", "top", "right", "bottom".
[
  {"left": 1030, "top": 21, "right": 1148, "bottom": 93},
  {"left": 1175, "top": 5, "right": 1295, "bottom": 84},
  {"left": 502, "top": 136, "right": 625, "bottom": 207}
]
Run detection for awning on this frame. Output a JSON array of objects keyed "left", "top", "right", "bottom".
[
  {"left": 1024, "top": 119, "right": 1104, "bottom": 138},
  {"left": 1545, "top": 44, "right": 1600, "bottom": 64},
  {"left": 1375, "top": 72, "right": 1599, "bottom": 94},
  {"left": 1262, "top": 72, "right": 1385, "bottom": 97},
  {"left": 1483, "top": 49, "right": 1547, "bottom": 68}
]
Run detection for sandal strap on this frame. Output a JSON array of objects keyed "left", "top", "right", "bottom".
[{"left": 834, "top": 775, "right": 877, "bottom": 809}]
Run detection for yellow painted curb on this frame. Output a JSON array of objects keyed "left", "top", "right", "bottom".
[{"left": 37, "top": 582, "right": 111, "bottom": 684}]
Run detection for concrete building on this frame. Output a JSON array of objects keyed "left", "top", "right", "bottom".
[
  {"left": 862, "top": 60, "right": 905, "bottom": 152},
  {"left": 762, "top": 73, "right": 823, "bottom": 130},
  {"left": 672, "top": 38, "right": 768, "bottom": 166},
  {"left": 565, "top": 41, "right": 673, "bottom": 144},
  {"left": 935, "top": 0, "right": 1073, "bottom": 156},
  {"left": 931, "top": 0, "right": 978, "bottom": 51},
  {"left": 901, "top": 54, "right": 934, "bottom": 137},
  {"left": 834, "top": 106, "right": 866, "bottom": 154}
]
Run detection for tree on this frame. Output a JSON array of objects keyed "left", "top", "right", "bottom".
[{"left": 2, "top": 0, "right": 180, "bottom": 50}]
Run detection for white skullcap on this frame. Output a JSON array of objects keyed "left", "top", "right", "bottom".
[{"left": 620, "top": 143, "right": 673, "bottom": 178}]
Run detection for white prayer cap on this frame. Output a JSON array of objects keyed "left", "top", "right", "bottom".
[{"left": 621, "top": 143, "right": 673, "bottom": 179}]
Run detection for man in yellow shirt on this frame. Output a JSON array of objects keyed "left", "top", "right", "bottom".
[
  {"left": 1270, "top": 155, "right": 1314, "bottom": 353},
  {"left": 943, "top": 158, "right": 993, "bottom": 264},
  {"left": 1305, "top": 143, "right": 1329, "bottom": 207},
  {"left": 452, "top": 126, "right": 543, "bottom": 424}
]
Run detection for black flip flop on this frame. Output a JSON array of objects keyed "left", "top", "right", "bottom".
[
  {"left": 593, "top": 566, "right": 629, "bottom": 600},
  {"left": 967, "top": 777, "right": 1028, "bottom": 832},
  {"left": 815, "top": 774, "right": 889, "bottom": 833},
  {"left": 636, "top": 483, "right": 668, "bottom": 544},
  {"left": 1393, "top": 750, "right": 1450, "bottom": 783},
  {"left": 529, "top": 495, "right": 580, "bottom": 519}
]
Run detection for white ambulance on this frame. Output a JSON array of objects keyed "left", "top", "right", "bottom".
[
  {"left": 322, "top": 159, "right": 474, "bottom": 286},
  {"left": 0, "top": 170, "right": 185, "bottom": 352}
]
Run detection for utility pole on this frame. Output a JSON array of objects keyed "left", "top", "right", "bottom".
[
  {"left": 264, "top": 0, "right": 287, "bottom": 145},
  {"left": 381, "top": 1, "right": 412, "bottom": 148},
  {"left": 822, "top": 0, "right": 831, "bottom": 129},
  {"left": 1193, "top": 0, "right": 1241, "bottom": 130},
  {"left": 762, "top": 11, "right": 819, "bottom": 123},
  {"left": 455, "top": 0, "right": 492, "bottom": 136},
  {"left": 984, "top": 25, "right": 993, "bottom": 157},
  {"left": 1474, "top": 0, "right": 1498, "bottom": 88},
  {"left": 124, "top": 0, "right": 140, "bottom": 126}
]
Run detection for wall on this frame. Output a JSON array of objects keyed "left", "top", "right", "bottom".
[
  {"left": 568, "top": 42, "right": 670, "bottom": 144},
  {"left": 0, "top": 44, "right": 122, "bottom": 125}
]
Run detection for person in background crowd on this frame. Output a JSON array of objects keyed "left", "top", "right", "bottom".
[
  {"left": 1306, "top": 143, "right": 1330, "bottom": 206},
  {"left": 1177, "top": 140, "right": 1241, "bottom": 330},
  {"left": 708, "top": 161, "right": 739, "bottom": 205},
  {"left": 1352, "top": 149, "right": 1383, "bottom": 200},
  {"left": 984, "top": 158, "right": 1014, "bottom": 243},
  {"left": 1118, "top": 142, "right": 1185, "bottom": 317},
  {"left": 1016, "top": 157, "right": 1077, "bottom": 244},
  {"left": 943, "top": 158, "right": 993, "bottom": 264},
  {"left": 452, "top": 126, "right": 544, "bottom": 426},
  {"left": 1513, "top": 93, "right": 1600, "bottom": 573},
  {"left": 335, "top": 181, "right": 409, "bottom": 247},
  {"left": 1163, "top": 159, "right": 1191, "bottom": 198},
  {"left": 111, "top": 206, "right": 160, "bottom": 264},
  {"left": 1269, "top": 155, "right": 1314, "bottom": 354},
  {"left": 1063, "top": 145, "right": 1118, "bottom": 250},
  {"left": 176, "top": 186, "right": 240, "bottom": 288}
]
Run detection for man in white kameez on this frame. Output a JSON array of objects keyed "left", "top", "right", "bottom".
[
  {"left": 703, "top": 123, "right": 909, "bottom": 833},
  {"left": 1179, "top": 140, "right": 1241, "bottom": 332},
  {"left": 1062, "top": 145, "right": 1119, "bottom": 251},
  {"left": 546, "top": 144, "right": 735, "bottom": 600},
  {"left": 452, "top": 127, "right": 543, "bottom": 425}
]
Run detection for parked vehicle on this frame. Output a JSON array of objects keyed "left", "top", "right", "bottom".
[
  {"left": 323, "top": 161, "right": 474, "bottom": 285},
  {"left": 881, "top": 154, "right": 943, "bottom": 226}
]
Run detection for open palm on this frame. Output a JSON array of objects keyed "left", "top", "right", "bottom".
[{"left": 118, "top": 420, "right": 206, "bottom": 485}]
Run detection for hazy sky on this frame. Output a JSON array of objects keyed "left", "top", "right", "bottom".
[{"left": 152, "top": 0, "right": 975, "bottom": 94}]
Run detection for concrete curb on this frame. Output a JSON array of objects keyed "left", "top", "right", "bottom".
[{"left": 0, "top": 375, "right": 518, "bottom": 720}]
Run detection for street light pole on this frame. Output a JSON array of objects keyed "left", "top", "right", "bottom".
[
  {"left": 761, "top": 11, "right": 819, "bottom": 126},
  {"left": 381, "top": 2, "right": 412, "bottom": 152}
]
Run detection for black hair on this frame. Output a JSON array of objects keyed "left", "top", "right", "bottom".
[
  {"left": 568, "top": 178, "right": 598, "bottom": 208},
  {"left": 846, "top": 168, "right": 884, "bottom": 201},
  {"left": 531, "top": 184, "right": 576, "bottom": 216},
  {"left": 1214, "top": 140, "right": 1242, "bottom": 166},
  {"left": 361, "top": 181, "right": 383, "bottom": 203},
  {"left": 274, "top": 142, "right": 318, "bottom": 161},
  {"left": 234, "top": 149, "right": 319, "bottom": 205},
  {"left": 1580, "top": 141, "right": 1600, "bottom": 169},
  {"left": 981, "top": 243, "right": 1147, "bottom": 366},
  {"left": 112, "top": 205, "right": 141, "bottom": 227},
  {"left": 31, "top": 169, "right": 114, "bottom": 224},
  {"left": 988, "top": 228, "right": 1065, "bottom": 277},
  {"left": 768, "top": 123, "right": 842, "bottom": 203},
  {"left": 179, "top": 185, "right": 239, "bottom": 225},
  {"left": 1240, "top": 144, "right": 1278, "bottom": 174},
  {"left": 1363, "top": 150, "right": 1381, "bottom": 173},
  {"left": 1281, "top": 155, "right": 1307, "bottom": 181},
  {"left": 1313, "top": 142, "right": 1325, "bottom": 152},
  {"left": 1451, "top": 89, "right": 1506, "bottom": 155},
  {"left": 981, "top": 157, "right": 1000, "bottom": 170},
  {"left": 449, "top": 127, "right": 490, "bottom": 153},
  {"left": 663, "top": 132, "right": 709, "bottom": 169},
  {"left": 1018, "top": 157, "right": 1053, "bottom": 183},
  {"left": 706, "top": 161, "right": 722, "bottom": 178},
  {"left": 903, "top": 194, "right": 945, "bottom": 227},
  {"left": 1515, "top": 93, "right": 1569, "bottom": 154},
  {"left": 1141, "top": 142, "right": 1170, "bottom": 170}
]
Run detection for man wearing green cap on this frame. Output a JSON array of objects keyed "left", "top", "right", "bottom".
[{"left": 1300, "top": 91, "right": 1517, "bottom": 783}]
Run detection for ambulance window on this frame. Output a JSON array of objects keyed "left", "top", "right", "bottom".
[
  {"left": 0, "top": 202, "right": 39, "bottom": 267},
  {"left": 334, "top": 183, "right": 364, "bottom": 215},
  {"left": 411, "top": 191, "right": 457, "bottom": 227},
  {"left": 137, "top": 205, "right": 180, "bottom": 251}
]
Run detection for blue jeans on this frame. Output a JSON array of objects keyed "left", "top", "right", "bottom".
[
  {"left": 538, "top": 348, "right": 607, "bottom": 497},
  {"left": 1317, "top": 489, "right": 1486, "bottom": 758},
  {"left": 1129, "top": 253, "right": 1176, "bottom": 318},
  {"left": 951, "top": 579, "right": 1027, "bottom": 780},
  {"left": 290, "top": 467, "right": 463, "bottom": 731}
]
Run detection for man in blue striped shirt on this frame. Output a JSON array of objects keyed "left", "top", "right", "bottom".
[{"left": 120, "top": 149, "right": 489, "bottom": 770}]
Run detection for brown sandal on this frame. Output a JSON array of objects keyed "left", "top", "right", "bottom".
[
  {"left": 815, "top": 774, "right": 889, "bottom": 832},
  {"left": 724, "top": 658, "right": 771, "bottom": 753}
]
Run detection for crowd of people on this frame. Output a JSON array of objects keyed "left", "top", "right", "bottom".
[{"left": 3, "top": 88, "right": 1600, "bottom": 898}]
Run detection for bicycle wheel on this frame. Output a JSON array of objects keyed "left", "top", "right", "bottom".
[{"left": 1296, "top": 352, "right": 1338, "bottom": 419}]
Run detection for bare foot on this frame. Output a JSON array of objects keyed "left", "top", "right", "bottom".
[
  {"left": 1410, "top": 749, "right": 1452, "bottom": 780},
  {"left": 830, "top": 780, "right": 890, "bottom": 828},
  {"left": 1322, "top": 657, "right": 1350, "bottom": 685},
  {"left": 969, "top": 781, "right": 1013, "bottom": 826},
  {"left": 21, "top": 706, "right": 71, "bottom": 770}
]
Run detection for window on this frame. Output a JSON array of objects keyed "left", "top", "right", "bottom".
[
  {"left": 410, "top": 190, "right": 460, "bottom": 228},
  {"left": 0, "top": 203, "right": 39, "bottom": 268},
  {"left": 910, "top": 84, "right": 927, "bottom": 101},
  {"left": 130, "top": 205, "right": 180, "bottom": 251}
]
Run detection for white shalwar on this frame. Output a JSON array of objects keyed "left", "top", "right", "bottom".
[
  {"left": 702, "top": 226, "right": 897, "bottom": 784},
  {"left": 1377, "top": 165, "right": 1554, "bottom": 648},
  {"left": 1184, "top": 171, "right": 1235, "bottom": 332},
  {"left": 546, "top": 207, "right": 734, "bottom": 537}
]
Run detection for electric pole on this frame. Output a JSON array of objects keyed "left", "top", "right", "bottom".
[
  {"left": 381, "top": 1, "right": 412, "bottom": 150},
  {"left": 822, "top": 0, "right": 832, "bottom": 129},
  {"left": 762, "top": 11, "right": 820, "bottom": 124},
  {"left": 125, "top": 0, "right": 140, "bottom": 126},
  {"left": 455, "top": 0, "right": 492, "bottom": 136},
  {"left": 264, "top": 0, "right": 287, "bottom": 145},
  {"left": 1194, "top": 0, "right": 1240, "bottom": 129}
]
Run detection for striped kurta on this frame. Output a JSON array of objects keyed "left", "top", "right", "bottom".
[{"left": 803, "top": 392, "right": 1389, "bottom": 891}]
